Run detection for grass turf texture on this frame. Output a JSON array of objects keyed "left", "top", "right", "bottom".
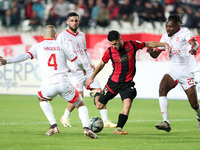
[{"left": 0, "top": 95, "right": 200, "bottom": 150}]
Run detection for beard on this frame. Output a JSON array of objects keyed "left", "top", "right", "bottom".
[{"left": 69, "top": 26, "right": 78, "bottom": 32}]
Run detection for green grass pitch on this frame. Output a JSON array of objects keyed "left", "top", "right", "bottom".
[{"left": 0, "top": 95, "right": 200, "bottom": 150}]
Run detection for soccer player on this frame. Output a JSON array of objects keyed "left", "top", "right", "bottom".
[
  {"left": 147, "top": 14, "right": 200, "bottom": 132},
  {"left": 56, "top": 12, "right": 116, "bottom": 128},
  {"left": 0, "top": 25, "right": 98, "bottom": 139},
  {"left": 85, "top": 30, "right": 171, "bottom": 134}
]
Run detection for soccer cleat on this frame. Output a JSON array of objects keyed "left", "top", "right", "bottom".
[
  {"left": 84, "top": 130, "right": 98, "bottom": 139},
  {"left": 155, "top": 121, "right": 171, "bottom": 132},
  {"left": 113, "top": 127, "right": 128, "bottom": 135},
  {"left": 197, "top": 119, "right": 200, "bottom": 132},
  {"left": 60, "top": 117, "right": 72, "bottom": 127},
  {"left": 104, "top": 120, "right": 117, "bottom": 128},
  {"left": 46, "top": 126, "right": 59, "bottom": 136}
]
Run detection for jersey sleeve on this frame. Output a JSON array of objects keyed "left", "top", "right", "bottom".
[
  {"left": 102, "top": 48, "right": 110, "bottom": 63},
  {"left": 184, "top": 28, "right": 195, "bottom": 42},
  {"left": 28, "top": 44, "right": 38, "bottom": 59},
  {"left": 132, "top": 40, "right": 145, "bottom": 50}
]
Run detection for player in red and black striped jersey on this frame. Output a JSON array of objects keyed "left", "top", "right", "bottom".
[{"left": 85, "top": 30, "right": 171, "bottom": 135}]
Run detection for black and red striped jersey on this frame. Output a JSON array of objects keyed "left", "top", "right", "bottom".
[{"left": 102, "top": 40, "right": 145, "bottom": 83}]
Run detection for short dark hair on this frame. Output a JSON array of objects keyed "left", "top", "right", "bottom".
[
  {"left": 67, "top": 12, "right": 79, "bottom": 19},
  {"left": 108, "top": 30, "right": 121, "bottom": 41},
  {"left": 168, "top": 14, "right": 182, "bottom": 25}
]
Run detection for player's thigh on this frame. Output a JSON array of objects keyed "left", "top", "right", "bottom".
[
  {"left": 159, "top": 73, "right": 177, "bottom": 92},
  {"left": 98, "top": 86, "right": 117, "bottom": 105},
  {"left": 60, "top": 82, "right": 83, "bottom": 107},
  {"left": 37, "top": 84, "right": 58, "bottom": 100},
  {"left": 120, "top": 82, "right": 137, "bottom": 101},
  {"left": 185, "top": 85, "right": 198, "bottom": 109},
  {"left": 69, "top": 72, "right": 83, "bottom": 91}
]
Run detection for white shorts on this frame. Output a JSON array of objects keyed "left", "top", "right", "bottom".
[
  {"left": 167, "top": 71, "right": 195, "bottom": 90},
  {"left": 69, "top": 69, "right": 101, "bottom": 92},
  {"left": 37, "top": 81, "right": 83, "bottom": 107}
]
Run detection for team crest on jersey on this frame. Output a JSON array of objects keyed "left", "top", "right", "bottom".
[{"left": 176, "top": 37, "right": 179, "bottom": 42}]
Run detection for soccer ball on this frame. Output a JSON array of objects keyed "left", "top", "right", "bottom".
[{"left": 89, "top": 117, "right": 104, "bottom": 133}]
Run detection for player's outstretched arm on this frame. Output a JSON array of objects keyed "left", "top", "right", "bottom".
[
  {"left": 145, "top": 41, "right": 171, "bottom": 53},
  {"left": 0, "top": 53, "right": 31, "bottom": 66},
  {"left": 189, "top": 39, "right": 199, "bottom": 55},
  {"left": 146, "top": 48, "right": 162, "bottom": 59},
  {"left": 85, "top": 60, "right": 105, "bottom": 86}
]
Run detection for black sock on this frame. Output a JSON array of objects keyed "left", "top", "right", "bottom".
[
  {"left": 50, "top": 123, "right": 57, "bottom": 129},
  {"left": 117, "top": 114, "right": 128, "bottom": 129}
]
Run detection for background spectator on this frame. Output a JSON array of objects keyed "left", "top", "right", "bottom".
[
  {"left": 80, "top": 0, "right": 94, "bottom": 27},
  {"left": 89, "top": 0, "right": 104, "bottom": 27},
  {"left": 107, "top": 0, "right": 119, "bottom": 20},
  {"left": 96, "top": 4, "right": 110, "bottom": 27},
  {"left": 54, "top": 0, "right": 71, "bottom": 25},
  {"left": 46, "top": 9, "right": 57, "bottom": 26},
  {"left": 2, "top": 9, "right": 16, "bottom": 27},
  {"left": 152, "top": 1, "right": 166, "bottom": 26},
  {"left": 29, "top": 10, "right": 42, "bottom": 30},
  {"left": 117, "top": 0, "right": 134, "bottom": 26}
]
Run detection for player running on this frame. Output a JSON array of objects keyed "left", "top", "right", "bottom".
[
  {"left": 147, "top": 14, "right": 200, "bottom": 132},
  {"left": 0, "top": 25, "right": 97, "bottom": 139},
  {"left": 57, "top": 12, "right": 116, "bottom": 128}
]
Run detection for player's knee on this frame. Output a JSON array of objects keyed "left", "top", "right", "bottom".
[
  {"left": 96, "top": 102, "right": 104, "bottom": 110},
  {"left": 191, "top": 102, "right": 199, "bottom": 110},
  {"left": 159, "top": 86, "right": 168, "bottom": 95}
]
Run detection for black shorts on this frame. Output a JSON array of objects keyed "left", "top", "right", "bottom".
[{"left": 98, "top": 79, "right": 137, "bottom": 105}]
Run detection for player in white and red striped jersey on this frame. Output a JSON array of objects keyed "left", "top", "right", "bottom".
[
  {"left": 147, "top": 14, "right": 200, "bottom": 132},
  {"left": 0, "top": 25, "right": 98, "bottom": 139},
  {"left": 57, "top": 12, "right": 117, "bottom": 128}
]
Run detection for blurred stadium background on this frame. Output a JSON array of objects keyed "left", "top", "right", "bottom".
[{"left": 0, "top": 0, "right": 200, "bottom": 100}]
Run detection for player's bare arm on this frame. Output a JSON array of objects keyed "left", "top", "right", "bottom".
[
  {"left": 85, "top": 60, "right": 105, "bottom": 86},
  {"left": 189, "top": 39, "right": 199, "bottom": 55},
  {"left": 145, "top": 41, "right": 171, "bottom": 52},
  {"left": 146, "top": 48, "right": 162, "bottom": 58}
]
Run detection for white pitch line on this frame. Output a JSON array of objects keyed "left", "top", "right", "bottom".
[{"left": 0, "top": 119, "right": 196, "bottom": 125}]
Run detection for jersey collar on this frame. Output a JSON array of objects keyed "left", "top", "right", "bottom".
[{"left": 66, "top": 29, "right": 79, "bottom": 36}]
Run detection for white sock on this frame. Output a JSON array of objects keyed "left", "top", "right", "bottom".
[
  {"left": 100, "top": 109, "right": 108, "bottom": 123},
  {"left": 195, "top": 104, "right": 200, "bottom": 120},
  {"left": 159, "top": 96, "right": 169, "bottom": 123},
  {"left": 78, "top": 106, "right": 89, "bottom": 128},
  {"left": 40, "top": 101, "right": 56, "bottom": 125},
  {"left": 62, "top": 109, "right": 71, "bottom": 119}
]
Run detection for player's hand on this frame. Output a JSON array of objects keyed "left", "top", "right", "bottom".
[
  {"left": 0, "top": 56, "right": 6, "bottom": 66},
  {"left": 85, "top": 78, "right": 94, "bottom": 87},
  {"left": 189, "top": 49, "right": 197, "bottom": 55},
  {"left": 146, "top": 48, "right": 154, "bottom": 53},
  {"left": 90, "top": 64, "right": 95, "bottom": 71},
  {"left": 165, "top": 44, "right": 171, "bottom": 53}
]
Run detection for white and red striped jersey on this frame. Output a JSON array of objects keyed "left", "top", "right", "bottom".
[
  {"left": 56, "top": 29, "right": 91, "bottom": 72},
  {"left": 28, "top": 39, "right": 77, "bottom": 86},
  {"left": 158, "top": 27, "right": 200, "bottom": 73}
]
